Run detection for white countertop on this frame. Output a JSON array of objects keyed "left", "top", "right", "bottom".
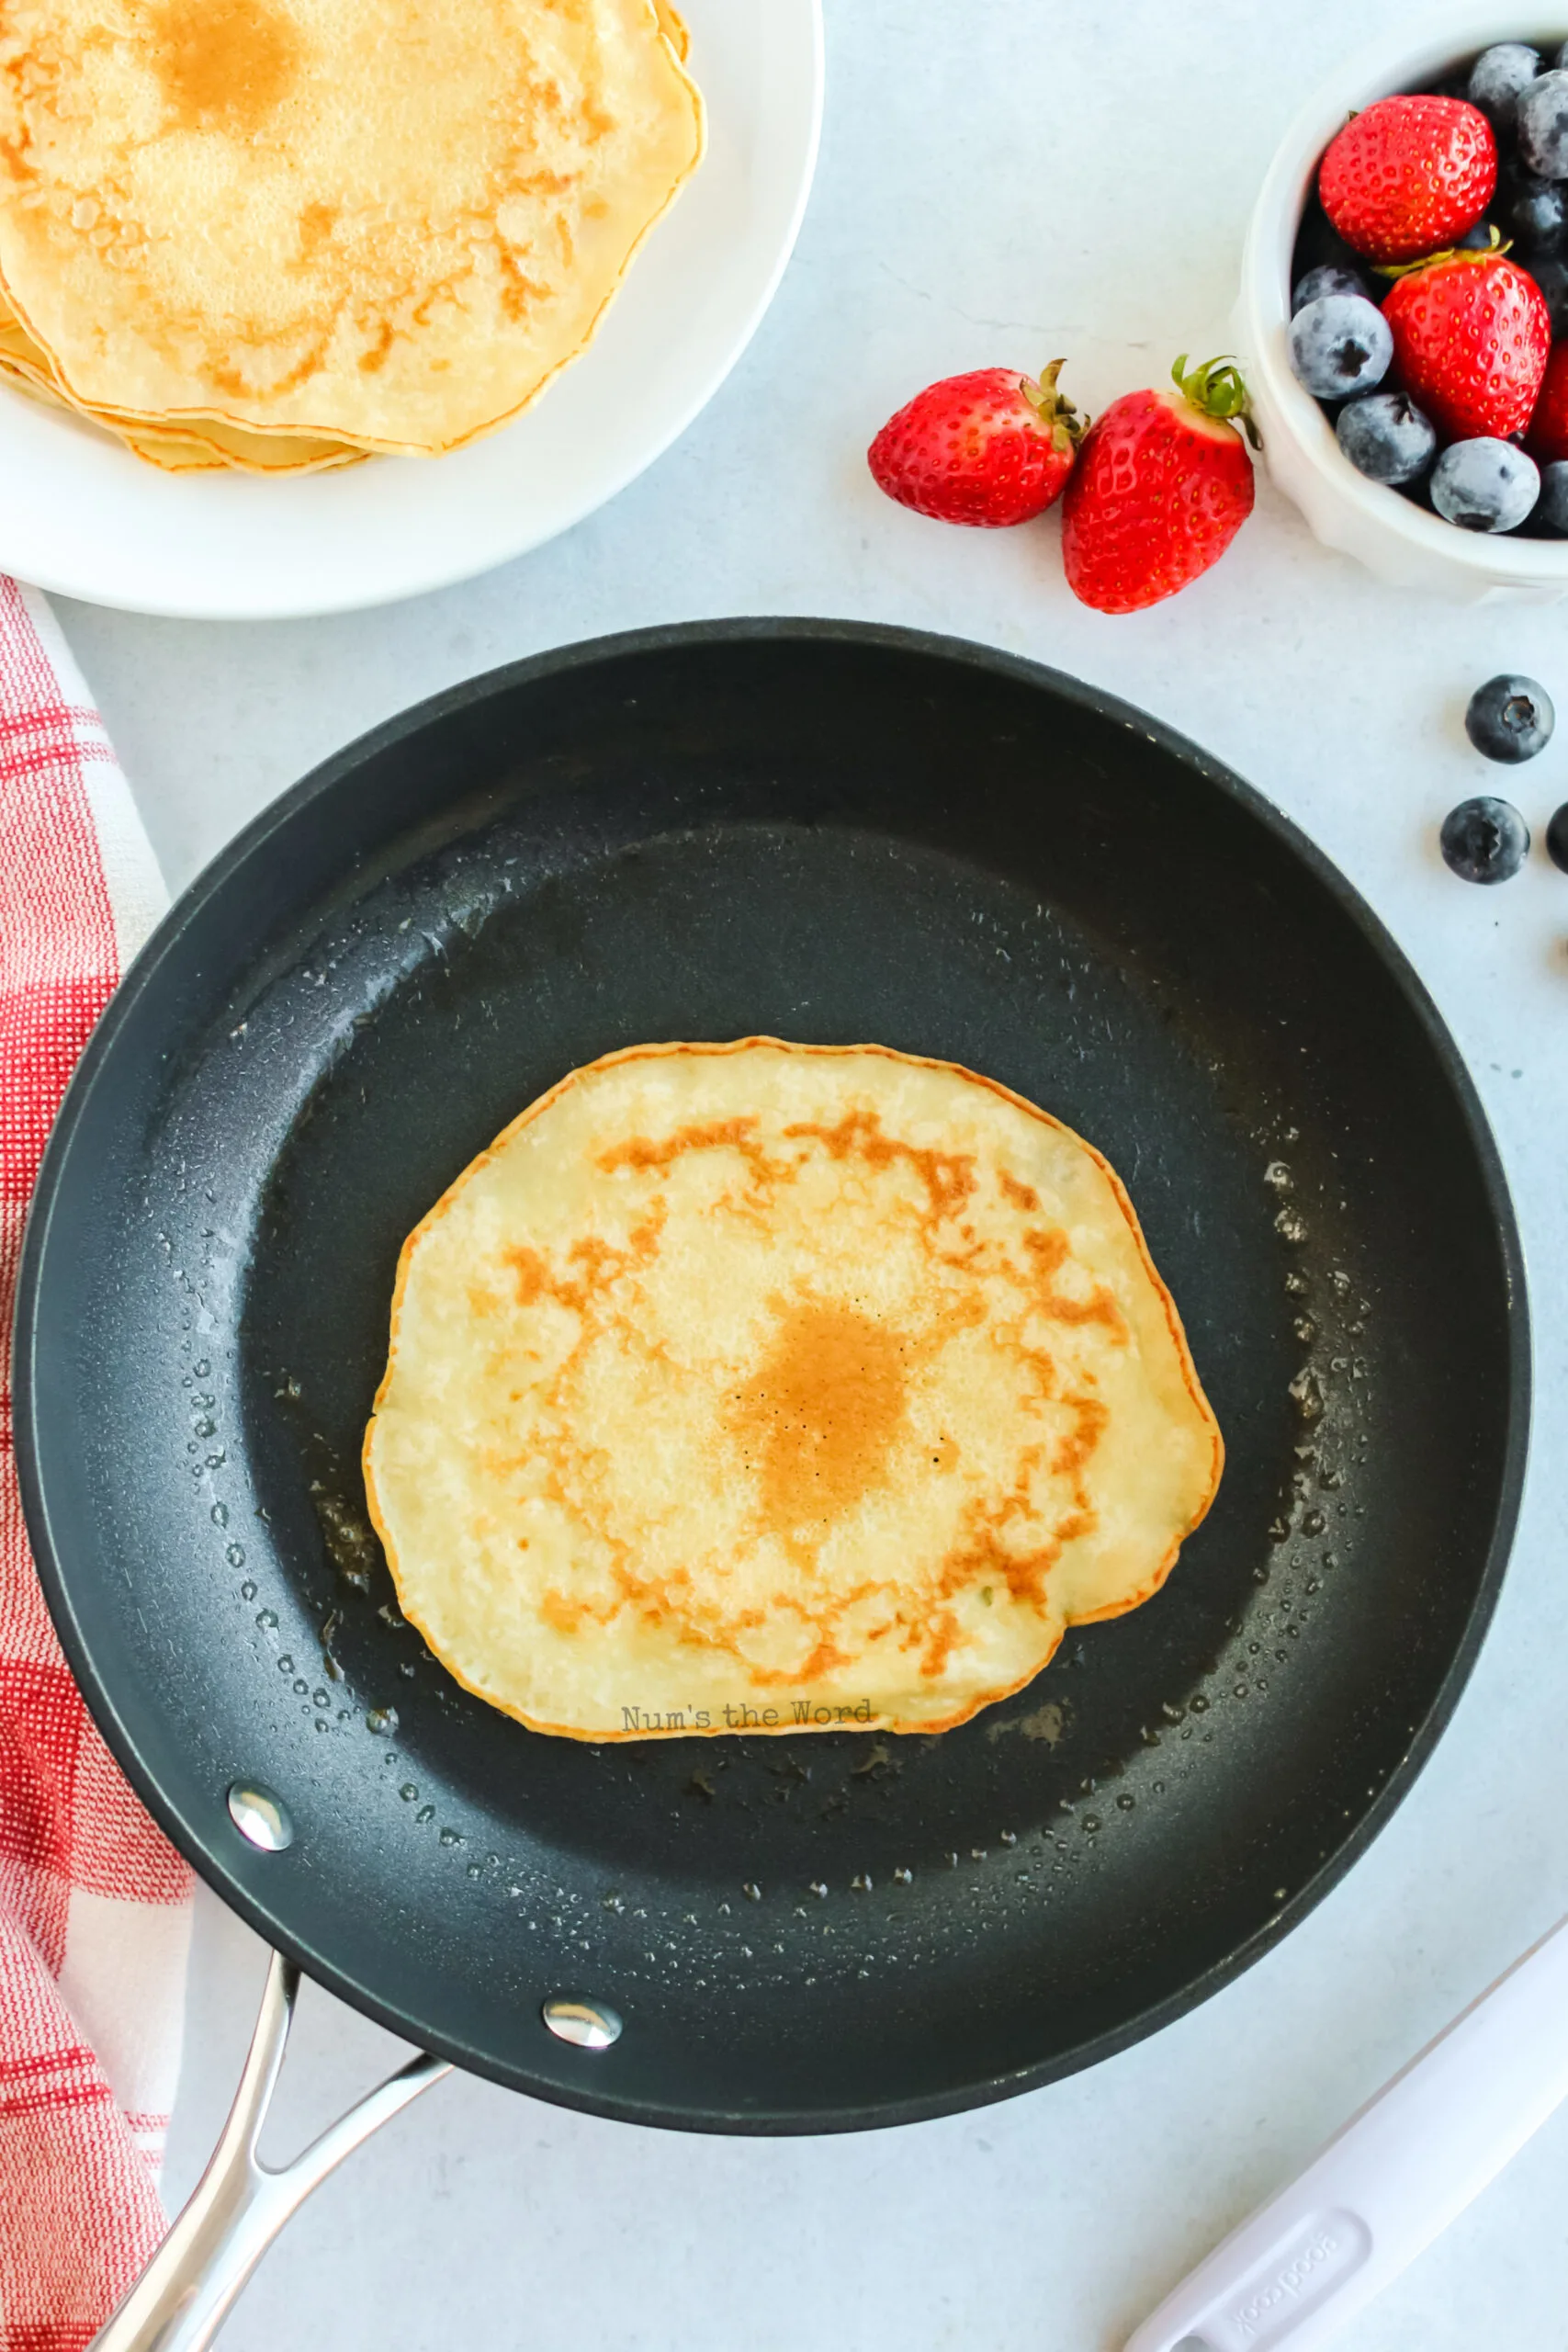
[{"left": 51, "top": 2, "right": 1568, "bottom": 2344}]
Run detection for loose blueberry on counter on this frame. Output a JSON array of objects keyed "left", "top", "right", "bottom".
[
  {"left": 1468, "top": 41, "right": 1541, "bottom": 122},
  {"left": 1292, "top": 262, "right": 1370, "bottom": 313},
  {"left": 1464, "top": 673, "right": 1555, "bottom": 762},
  {"left": 1517, "top": 68, "right": 1568, "bottom": 178},
  {"left": 1440, "top": 797, "right": 1531, "bottom": 883},
  {"left": 1546, "top": 802, "right": 1568, "bottom": 871},
  {"left": 1287, "top": 294, "right": 1393, "bottom": 400},
  {"left": 1336, "top": 391, "right": 1437, "bottom": 484},
  {"left": 1430, "top": 438, "right": 1540, "bottom": 531},
  {"left": 1507, "top": 172, "right": 1568, "bottom": 249},
  {"left": 1539, "top": 461, "right": 1568, "bottom": 533}
]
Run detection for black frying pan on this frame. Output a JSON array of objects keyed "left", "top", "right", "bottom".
[{"left": 14, "top": 620, "right": 1529, "bottom": 2133}]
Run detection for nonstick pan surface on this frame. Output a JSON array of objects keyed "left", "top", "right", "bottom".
[{"left": 15, "top": 621, "right": 1528, "bottom": 2132}]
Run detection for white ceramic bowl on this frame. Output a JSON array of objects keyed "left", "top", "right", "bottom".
[{"left": 1235, "top": 7, "right": 1568, "bottom": 601}]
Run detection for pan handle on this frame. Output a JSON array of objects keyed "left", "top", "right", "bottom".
[{"left": 92, "top": 1950, "right": 451, "bottom": 2352}]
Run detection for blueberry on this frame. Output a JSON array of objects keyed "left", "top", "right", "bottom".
[
  {"left": 1440, "top": 797, "right": 1530, "bottom": 882},
  {"left": 1507, "top": 171, "right": 1568, "bottom": 249},
  {"left": 1539, "top": 461, "right": 1568, "bottom": 532},
  {"left": 1517, "top": 69, "right": 1568, "bottom": 178},
  {"left": 1430, "top": 438, "right": 1540, "bottom": 531},
  {"left": 1464, "top": 673, "right": 1555, "bottom": 762},
  {"left": 1529, "top": 251, "right": 1568, "bottom": 332},
  {"left": 1468, "top": 42, "right": 1541, "bottom": 122},
  {"left": 1547, "top": 802, "right": 1568, "bottom": 870},
  {"left": 1292, "top": 262, "right": 1370, "bottom": 314},
  {"left": 1336, "top": 391, "right": 1437, "bottom": 485},
  {"left": 1287, "top": 295, "right": 1393, "bottom": 400},
  {"left": 1456, "top": 220, "right": 1500, "bottom": 247}
]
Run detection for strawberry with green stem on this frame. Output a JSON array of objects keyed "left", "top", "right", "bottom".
[
  {"left": 1380, "top": 235, "right": 1550, "bottom": 443},
  {"left": 1061, "top": 357, "right": 1258, "bottom": 615},
  {"left": 868, "top": 361, "right": 1087, "bottom": 526}
]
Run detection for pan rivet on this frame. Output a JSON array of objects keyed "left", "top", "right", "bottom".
[
  {"left": 542, "top": 1997, "right": 623, "bottom": 2051},
  {"left": 226, "top": 1781, "right": 294, "bottom": 1852}
]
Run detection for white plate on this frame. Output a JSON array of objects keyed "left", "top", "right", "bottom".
[{"left": 0, "top": 0, "right": 823, "bottom": 620}]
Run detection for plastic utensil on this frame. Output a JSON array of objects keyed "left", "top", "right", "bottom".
[{"left": 1126, "top": 1910, "right": 1568, "bottom": 2352}]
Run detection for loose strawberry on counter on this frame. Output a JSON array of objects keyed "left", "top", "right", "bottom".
[
  {"left": 1318, "top": 95, "right": 1496, "bottom": 264},
  {"left": 1061, "top": 356, "right": 1258, "bottom": 615},
  {"left": 867, "top": 361, "right": 1087, "bottom": 526},
  {"left": 1381, "top": 239, "right": 1549, "bottom": 443}
]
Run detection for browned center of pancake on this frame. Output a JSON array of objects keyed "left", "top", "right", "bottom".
[
  {"left": 728, "top": 1297, "right": 910, "bottom": 1532},
  {"left": 146, "top": 0, "right": 303, "bottom": 132}
]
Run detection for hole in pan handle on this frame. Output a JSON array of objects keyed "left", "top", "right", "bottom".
[
  {"left": 89, "top": 1949, "right": 450, "bottom": 2352},
  {"left": 1122, "top": 1908, "right": 1568, "bottom": 2352}
]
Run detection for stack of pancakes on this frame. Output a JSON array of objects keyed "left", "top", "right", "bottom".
[{"left": 0, "top": 0, "right": 703, "bottom": 472}]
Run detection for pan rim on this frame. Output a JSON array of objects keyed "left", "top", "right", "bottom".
[{"left": 11, "top": 617, "right": 1532, "bottom": 2132}]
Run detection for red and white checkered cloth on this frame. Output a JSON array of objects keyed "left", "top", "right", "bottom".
[{"left": 0, "top": 580, "right": 191, "bottom": 2350}]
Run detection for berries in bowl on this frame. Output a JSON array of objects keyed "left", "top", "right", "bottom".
[{"left": 1236, "top": 10, "right": 1568, "bottom": 598}]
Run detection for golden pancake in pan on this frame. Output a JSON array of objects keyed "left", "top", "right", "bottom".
[{"left": 365, "top": 1041, "right": 1223, "bottom": 1739}]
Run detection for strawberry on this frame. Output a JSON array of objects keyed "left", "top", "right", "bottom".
[
  {"left": 868, "top": 361, "right": 1086, "bottom": 526},
  {"left": 1382, "top": 244, "right": 1550, "bottom": 442},
  {"left": 1318, "top": 96, "right": 1495, "bottom": 265},
  {"left": 1060, "top": 356, "right": 1257, "bottom": 615},
  {"left": 1526, "top": 339, "right": 1568, "bottom": 462}
]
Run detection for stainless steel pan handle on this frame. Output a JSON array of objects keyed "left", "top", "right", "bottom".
[{"left": 92, "top": 1951, "right": 451, "bottom": 2352}]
